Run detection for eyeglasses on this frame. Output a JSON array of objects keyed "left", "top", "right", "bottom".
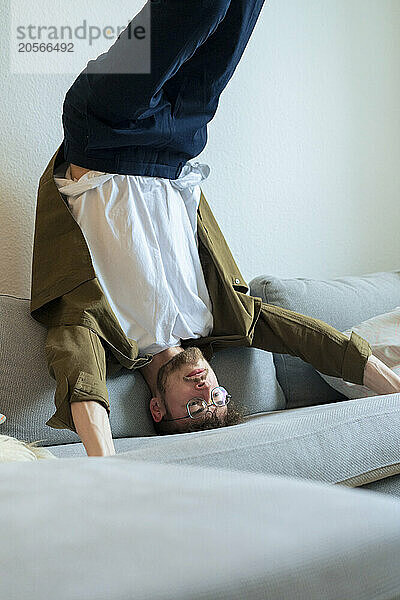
[{"left": 163, "top": 386, "right": 231, "bottom": 422}]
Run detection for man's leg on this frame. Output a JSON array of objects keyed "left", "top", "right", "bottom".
[
  {"left": 84, "top": 1, "right": 232, "bottom": 123},
  {"left": 84, "top": 1, "right": 265, "bottom": 122},
  {"left": 65, "top": 1, "right": 265, "bottom": 170},
  {"left": 162, "top": 0, "right": 265, "bottom": 119}
]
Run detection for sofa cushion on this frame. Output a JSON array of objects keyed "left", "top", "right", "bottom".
[
  {"left": 361, "top": 473, "right": 400, "bottom": 498},
  {"left": 47, "top": 392, "right": 400, "bottom": 488},
  {"left": 0, "top": 294, "right": 285, "bottom": 446},
  {"left": 250, "top": 270, "right": 400, "bottom": 409},
  {"left": 2, "top": 451, "right": 400, "bottom": 600},
  {"left": 317, "top": 306, "right": 400, "bottom": 399}
]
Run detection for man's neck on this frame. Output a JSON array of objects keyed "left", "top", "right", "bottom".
[{"left": 138, "top": 345, "right": 183, "bottom": 396}]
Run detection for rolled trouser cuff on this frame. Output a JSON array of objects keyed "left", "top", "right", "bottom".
[{"left": 341, "top": 330, "right": 372, "bottom": 385}]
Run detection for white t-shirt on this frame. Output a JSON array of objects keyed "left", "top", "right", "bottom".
[{"left": 53, "top": 161, "right": 214, "bottom": 356}]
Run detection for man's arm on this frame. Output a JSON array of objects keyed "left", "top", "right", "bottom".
[
  {"left": 363, "top": 354, "right": 400, "bottom": 395},
  {"left": 251, "top": 302, "right": 400, "bottom": 394},
  {"left": 71, "top": 401, "right": 115, "bottom": 457},
  {"left": 44, "top": 324, "right": 115, "bottom": 457}
]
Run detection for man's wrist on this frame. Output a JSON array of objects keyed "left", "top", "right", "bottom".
[
  {"left": 363, "top": 355, "right": 400, "bottom": 395},
  {"left": 71, "top": 400, "right": 116, "bottom": 457},
  {"left": 82, "top": 429, "right": 116, "bottom": 457}
]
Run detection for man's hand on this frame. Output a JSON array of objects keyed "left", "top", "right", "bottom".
[
  {"left": 71, "top": 400, "right": 116, "bottom": 457},
  {"left": 363, "top": 354, "right": 400, "bottom": 395}
]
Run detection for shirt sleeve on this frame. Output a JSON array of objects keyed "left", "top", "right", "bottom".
[{"left": 44, "top": 324, "right": 110, "bottom": 433}]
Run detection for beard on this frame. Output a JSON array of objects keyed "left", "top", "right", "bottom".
[{"left": 156, "top": 346, "right": 207, "bottom": 396}]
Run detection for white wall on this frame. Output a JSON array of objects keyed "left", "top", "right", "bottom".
[{"left": 1, "top": 0, "right": 399, "bottom": 300}]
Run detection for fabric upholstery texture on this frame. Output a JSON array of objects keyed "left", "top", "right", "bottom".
[
  {"left": 46, "top": 393, "right": 400, "bottom": 488},
  {"left": 1, "top": 458, "right": 400, "bottom": 600}
]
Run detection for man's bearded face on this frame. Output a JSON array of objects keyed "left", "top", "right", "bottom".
[{"left": 156, "top": 346, "right": 228, "bottom": 431}]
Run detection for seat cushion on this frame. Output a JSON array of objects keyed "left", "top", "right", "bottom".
[
  {"left": 2, "top": 456, "right": 400, "bottom": 600},
  {"left": 0, "top": 294, "right": 285, "bottom": 445},
  {"left": 47, "top": 392, "right": 400, "bottom": 490},
  {"left": 361, "top": 474, "right": 400, "bottom": 499},
  {"left": 250, "top": 270, "right": 400, "bottom": 408}
]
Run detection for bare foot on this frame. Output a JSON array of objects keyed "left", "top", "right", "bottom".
[{"left": 70, "top": 163, "right": 91, "bottom": 181}]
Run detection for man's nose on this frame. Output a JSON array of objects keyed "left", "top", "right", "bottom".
[
  {"left": 195, "top": 379, "right": 208, "bottom": 389},
  {"left": 195, "top": 381, "right": 211, "bottom": 394},
  {"left": 195, "top": 381, "right": 214, "bottom": 403}
]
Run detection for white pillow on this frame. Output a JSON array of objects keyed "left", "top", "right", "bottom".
[{"left": 317, "top": 306, "right": 400, "bottom": 398}]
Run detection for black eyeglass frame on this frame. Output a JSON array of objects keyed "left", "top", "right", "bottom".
[{"left": 162, "top": 386, "right": 231, "bottom": 422}]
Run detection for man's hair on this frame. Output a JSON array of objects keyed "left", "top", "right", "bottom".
[
  {"left": 152, "top": 386, "right": 248, "bottom": 436},
  {"left": 156, "top": 366, "right": 169, "bottom": 401}
]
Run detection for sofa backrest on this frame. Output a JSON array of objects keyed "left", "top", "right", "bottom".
[
  {"left": 0, "top": 294, "right": 285, "bottom": 445},
  {"left": 250, "top": 270, "right": 400, "bottom": 409}
]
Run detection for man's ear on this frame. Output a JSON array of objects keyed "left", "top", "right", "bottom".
[{"left": 149, "top": 396, "right": 166, "bottom": 423}]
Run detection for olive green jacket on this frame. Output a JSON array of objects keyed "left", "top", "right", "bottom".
[{"left": 30, "top": 143, "right": 371, "bottom": 433}]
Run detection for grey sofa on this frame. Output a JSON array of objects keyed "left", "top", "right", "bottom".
[{"left": 1, "top": 269, "right": 400, "bottom": 600}]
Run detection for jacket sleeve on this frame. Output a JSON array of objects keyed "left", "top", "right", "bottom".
[
  {"left": 84, "top": 0, "right": 232, "bottom": 122},
  {"left": 251, "top": 302, "right": 373, "bottom": 386},
  {"left": 44, "top": 324, "right": 110, "bottom": 433}
]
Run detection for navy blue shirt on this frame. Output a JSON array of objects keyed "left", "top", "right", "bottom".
[{"left": 62, "top": 0, "right": 265, "bottom": 179}]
